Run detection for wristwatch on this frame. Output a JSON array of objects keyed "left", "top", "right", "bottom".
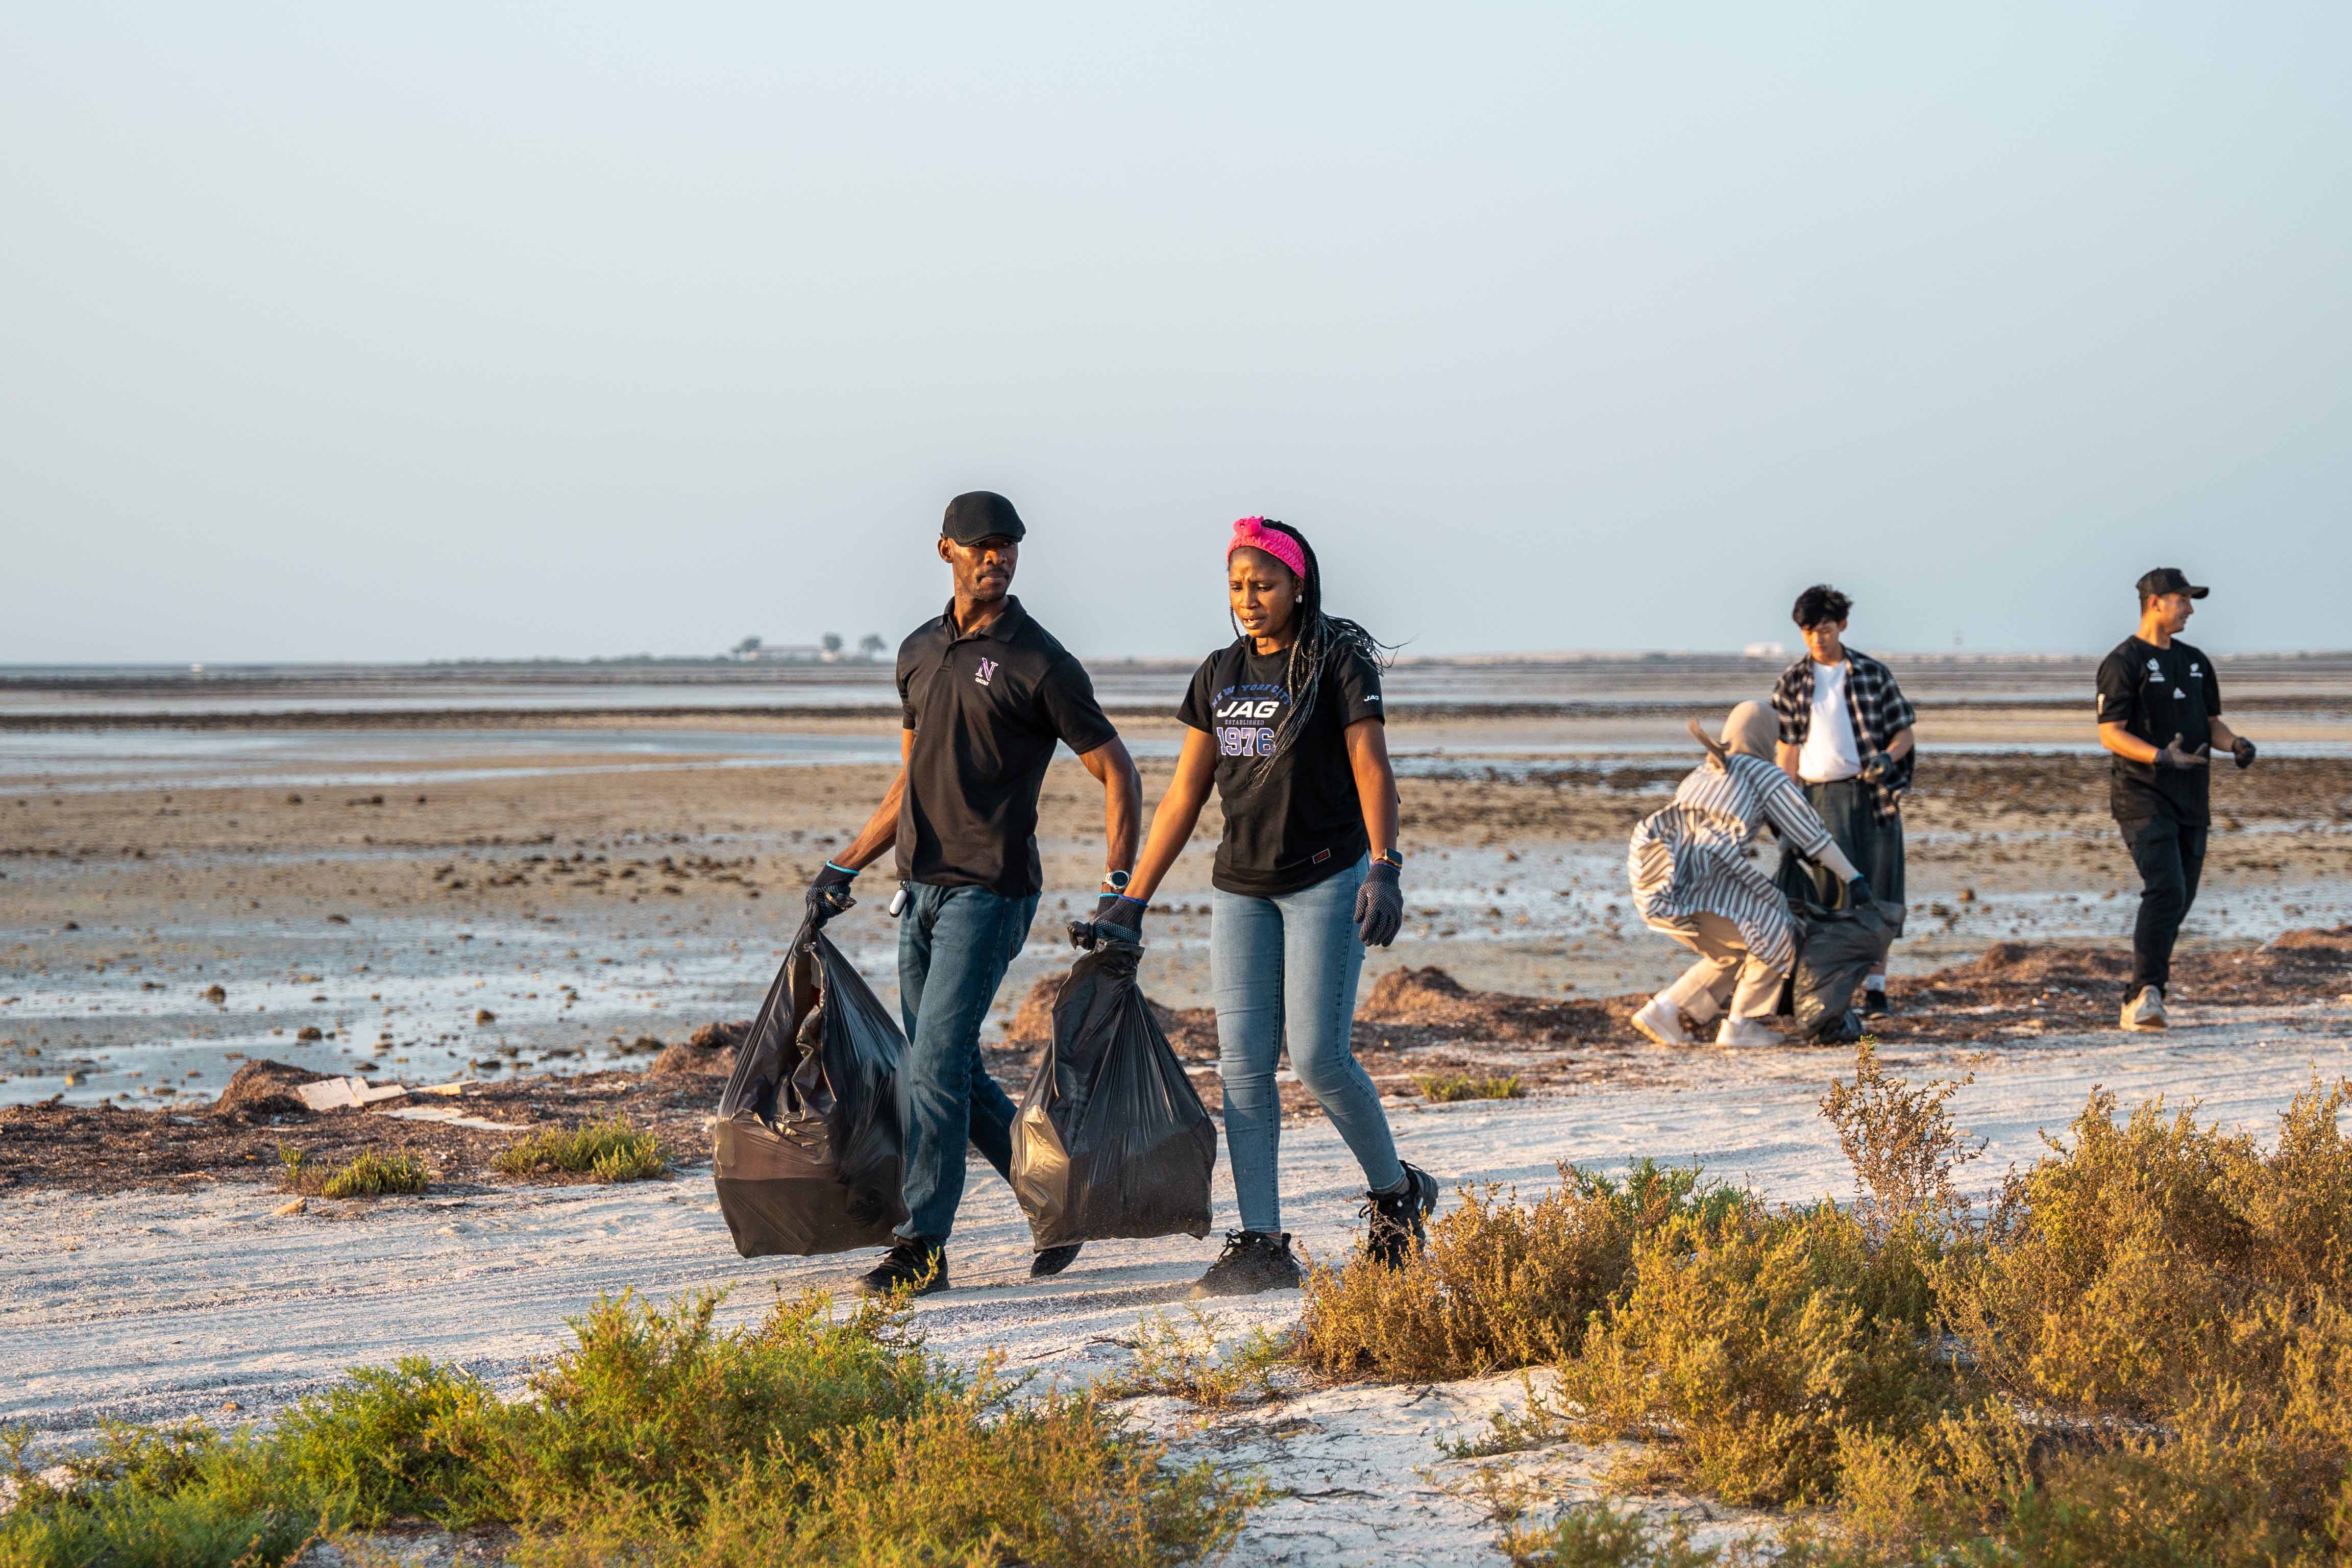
[{"left": 1101, "top": 869, "right": 1132, "bottom": 893}]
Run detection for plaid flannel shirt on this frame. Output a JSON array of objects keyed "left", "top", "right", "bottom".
[{"left": 1770, "top": 647, "right": 1917, "bottom": 821}]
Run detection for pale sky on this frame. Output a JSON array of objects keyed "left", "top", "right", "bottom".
[{"left": 5, "top": 4, "right": 2346, "bottom": 664}]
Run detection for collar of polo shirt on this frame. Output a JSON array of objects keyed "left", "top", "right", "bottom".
[{"left": 943, "top": 595, "right": 1028, "bottom": 642}]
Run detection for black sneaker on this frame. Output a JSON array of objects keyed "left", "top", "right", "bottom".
[
  {"left": 1863, "top": 988, "right": 1891, "bottom": 1017},
  {"left": 853, "top": 1235, "right": 948, "bottom": 1297},
  {"left": 1030, "top": 1242, "right": 1083, "bottom": 1279},
  {"left": 1188, "top": 1231, "right": 1302, "bottom": 1298},
  {"left": 1362, "top": 1162, "right": 1440, "bottom": 1268}
]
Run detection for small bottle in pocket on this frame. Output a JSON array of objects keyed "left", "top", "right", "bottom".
[{"left": 888, "top": 885, "right": 910, "bottom": 918}]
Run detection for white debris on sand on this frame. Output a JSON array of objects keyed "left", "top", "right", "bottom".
[{"left": 4, "top": 1002, "right": 2348, "bottom": 1565}]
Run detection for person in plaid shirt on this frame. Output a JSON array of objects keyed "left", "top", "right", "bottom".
[{"left": 1769, "top": 585, "right": 1916, "bottom": 1014}]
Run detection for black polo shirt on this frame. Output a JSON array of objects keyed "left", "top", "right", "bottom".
[
  {"left": 2096, "top": 635, "right": 2221, "bottom": 825},
  {"left": 894, "top": 596, "right": 1118, "bottom": 897}
]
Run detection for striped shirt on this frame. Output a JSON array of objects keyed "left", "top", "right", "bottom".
[
  {"left": 1628, "top": 752, "right": 1838, "bottom": 974},
  {"left": 1770, "top": 648, "right": 1916, "bottom": 822}
]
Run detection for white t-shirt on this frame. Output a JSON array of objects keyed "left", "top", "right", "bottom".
[{"left": 1798, "top": 659, "right": 1862, "bottom": 782}]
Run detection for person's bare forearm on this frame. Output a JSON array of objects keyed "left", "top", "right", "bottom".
[
  {"left": 1775, "top": 740, "right": 1802, "bottom": 781},
  {"left": 1128, "top": 733, "right": 1217, "bottom": 904},
  {"left": 2097, "top": 721, "right": 2160, "bottom": 766},
  {"left": 1883, "top": 725, "right": 1915, "bottom": 762},
  {"left": 1076, "top": 739, "right": 1142, "bottom": 878},
  {"left": 1345, "top": 720, "right": 1398, "bottom": 857},
  {"left": 2208, "top": 716, "right": 2241, "bottom": 751},
  {"left": 832, "top": 770, "right": 905, "bottom": 872}
]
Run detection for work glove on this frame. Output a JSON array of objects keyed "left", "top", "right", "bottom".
[
  {"left": 1069, "top": 896, "right": 1146, "bottom": 950},
  {"left": 2231, "top": 737, "right": 2257, "bottom": 770},
  {"left": 1844, "top": 875, "right": 1876, "bottom": 912},
  {"left": 805, "top": 862, "right": 859, "bottom": 928},
  {"left": 1355, "top": 860, "right": 1404, "bottom": 948},
  {"left": 1859, "top": 752, "right": 1895, "bottom": 785},
  {"left": 2155, "top": 733, "right": 2210, "bottom": 771}
]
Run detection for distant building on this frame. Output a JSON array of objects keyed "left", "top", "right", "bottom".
[{"left": 1743, "top": 641, "right": 1786, "bottom": 660}]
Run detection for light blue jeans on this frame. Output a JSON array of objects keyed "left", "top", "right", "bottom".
[
  {"left": 896, "top": 881, "right": 1037, "bottom": 1241},
  {"left": 1211, "top": 854, "right": 1404, "bottom": 1235}
]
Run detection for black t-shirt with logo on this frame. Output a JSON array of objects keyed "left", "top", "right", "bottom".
[
  {"left": 2095, "top": 635, "right": 2222, "bottom": 824},
  {"left": 895, "top": 597, "right": 1119, "bottom": 897},
  {"left": 1177, "top": 639, "right": 1384, "bottom": 897}
]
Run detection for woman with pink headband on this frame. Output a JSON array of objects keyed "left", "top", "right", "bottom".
[{"left": 1086, "top": 517, "right": 1433, "bottom": 1297}]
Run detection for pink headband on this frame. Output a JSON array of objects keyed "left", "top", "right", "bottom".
[{"left": 1227, "top": 517, "right": 1307, "bottom": 582}]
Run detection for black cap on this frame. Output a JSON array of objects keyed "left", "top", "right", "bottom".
[
  {"left": 2136, "top": 567, "right": 2209, "bottom": 601},
  {"left": 941, "top": 492, "right": 1025, "bottom": 546}
]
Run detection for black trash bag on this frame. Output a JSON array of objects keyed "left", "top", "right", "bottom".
[
  {"left": 1788, "top": 896, "right": 1895, "bottom": 1044},
  {"left": 711, "top": 919, "right": 907, "bottom": 1257},
  {"left": 1010, "top": 942, "right": 1216, "bottom": 1250}
]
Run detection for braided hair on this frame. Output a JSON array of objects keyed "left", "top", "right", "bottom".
[{"left": 1231, "top": 520, "right": 1393, "bottom": 789}]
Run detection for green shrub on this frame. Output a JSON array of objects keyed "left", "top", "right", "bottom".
[
  {"left": 319, "top": 1149, "right": 429, "bottom": 1198},
  {"left": 1296, "top": 1161, "right": 1748, "bottom": 1382},
  {"left": 1416, "top": 1072, "right": 1527, "bottom": 1102},
  {"left": 495, "top": 1115, "right": 670, "bottom": 1182},
  {"left": 1550, "top": 1201, "right": 1958, "bottom": 1506},
  {"left": 0, "top": 1289, "right": 1252, "bottom": 1567},
  {"left": 1097, "top": 1307, "right": 1287, "bottom": 1410}
]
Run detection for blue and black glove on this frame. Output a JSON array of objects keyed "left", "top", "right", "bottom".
[
  {"left": 1355, "top": 859, "right": 1404, "bottom": 947},
  {"left": 1845, "top": 875, "right": 1876, "bottom": 912},
  {"left": 805, "top": 861, "right": 859, "bottom": 928},
  {"left": 2231, "top": 737, "right": 2257, "bottom": 770},
  {"left": 1070, "top": 895, "right": 1146, "bottom": 950},
  {"left": 1859, "top": 752, "right": 1895, "bottom": 785}
]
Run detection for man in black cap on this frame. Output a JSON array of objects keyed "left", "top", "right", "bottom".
[
  {"left": 805, "top": 491, "right": 1140, "bottom": 1294},
  {"left": 2095, "top": 567, "right": 2257, "bottom": 1031}
]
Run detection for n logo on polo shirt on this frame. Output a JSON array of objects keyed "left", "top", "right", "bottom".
[{"left": 974, "top": 658, "right": 999, "bottom": 687}]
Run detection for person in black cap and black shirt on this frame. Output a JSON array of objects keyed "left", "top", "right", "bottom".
[
  {"left": 806, "top": 491, "right": 1141, "bottom": 1295},
  {"left": 2095, "top": 567, "right": 2257, "bottom": 1031}
]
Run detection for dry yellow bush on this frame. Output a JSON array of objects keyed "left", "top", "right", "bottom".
[{"left": 1293, "top": 1161, "right": 1747, "bottom": 1382}]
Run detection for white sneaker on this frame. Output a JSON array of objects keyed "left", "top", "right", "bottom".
[
  {"left": 1716, "top": 1016, "right": 1781, "bottom": 1048},
  {"left": 1631, "top": 995, "right": 1695, "bottom": 1047},
  {"left": 2120, "top": 985, "right": 2167, "bottom": 1031}
]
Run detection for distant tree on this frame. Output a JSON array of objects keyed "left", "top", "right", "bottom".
[
  {"left": 857, "top": 633, "right": 887, "bottom": 660},
  {"left": 821, "top": 633, "right": 845, "bottom": 660},
  {"left": 731, "top": 635, "right": 763, "bottom": 657}
]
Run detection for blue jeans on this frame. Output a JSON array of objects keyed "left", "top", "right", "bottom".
[
  {"left": 1211, "top": 855, "right": 1403, "bottom": 1235},
  {"left": 896, "top": 881, "right": 1037, "bottom": 1241}
]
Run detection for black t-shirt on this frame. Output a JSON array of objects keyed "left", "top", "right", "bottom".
[
  {"left": 1177, "top": 639, "right": 1384, "bottom": 897},
  {"left": 895, "top": 597, "right": 1118, "bottom": 897},
  {"left": 2095, "top": 635, "right": 2222, "bottom": 824}
]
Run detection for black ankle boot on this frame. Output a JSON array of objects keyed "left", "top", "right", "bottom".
[
  {"left": 853, "top": 1235, "right": 948, "bottom": 1297},
  {"left": 1362, "top": 1162, "right": 1439, "bottom": 1268},
  {"left": 1188, "top": 1231, "right": 1303, "bottom": 1298}
]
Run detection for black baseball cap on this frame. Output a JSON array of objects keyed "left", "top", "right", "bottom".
[
  {"left": 941, "top": 492, "right": 1025, "bottom": 545},
  {"left": 2136, "top": 567, "right": 2209, "bottom": 601}
]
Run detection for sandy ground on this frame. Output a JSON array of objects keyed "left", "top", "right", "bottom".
[
  {"left": 5, "top": 1003, "right": 2350, "bottom": 1563},
  {"left": 3, "top": 691, "right": 2349, "bottom": 1560},
  {"left": 6, "top": 710, "right": 2348, "bottom": 1111}
]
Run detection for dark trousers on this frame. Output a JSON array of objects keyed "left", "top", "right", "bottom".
[
  {"left": 2118, "top": 814, "right": 2207, "bottom": 996},
  {"left": 1778, "top": 778, "right": 1906, "bottom": 964},
  {"left": 895, "top": 881, "right": 1037, "bottom": 1241}
]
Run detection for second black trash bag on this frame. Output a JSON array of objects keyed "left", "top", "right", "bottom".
[
  {"left": 710, "top": 919, "right": 908, "bottom": 1257},
  {"left": 1788, "top": 897, "right": 1895, "bottom": 1045},
  {"left": 1011, "top": 941, "right": 1216, "bottom": 1250}
]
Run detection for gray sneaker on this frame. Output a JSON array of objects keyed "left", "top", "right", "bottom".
[
  {"left": 2121, "top": 985, "right": 2168, "bottom": 1031},
  {"left": 1188, "top": 1231, "right": 1302, "bottom": 1298}
]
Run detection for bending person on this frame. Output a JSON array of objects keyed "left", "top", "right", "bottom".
[
  {"left": 1628, "top": 702, "right": 1872, "bottom": 1048},
  {"left": 1088, "top": 516, "right": 1432, "bottom": 1298},
  {"left": 809, "top": 491, "right": 1140, "bottom": 1297}
]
